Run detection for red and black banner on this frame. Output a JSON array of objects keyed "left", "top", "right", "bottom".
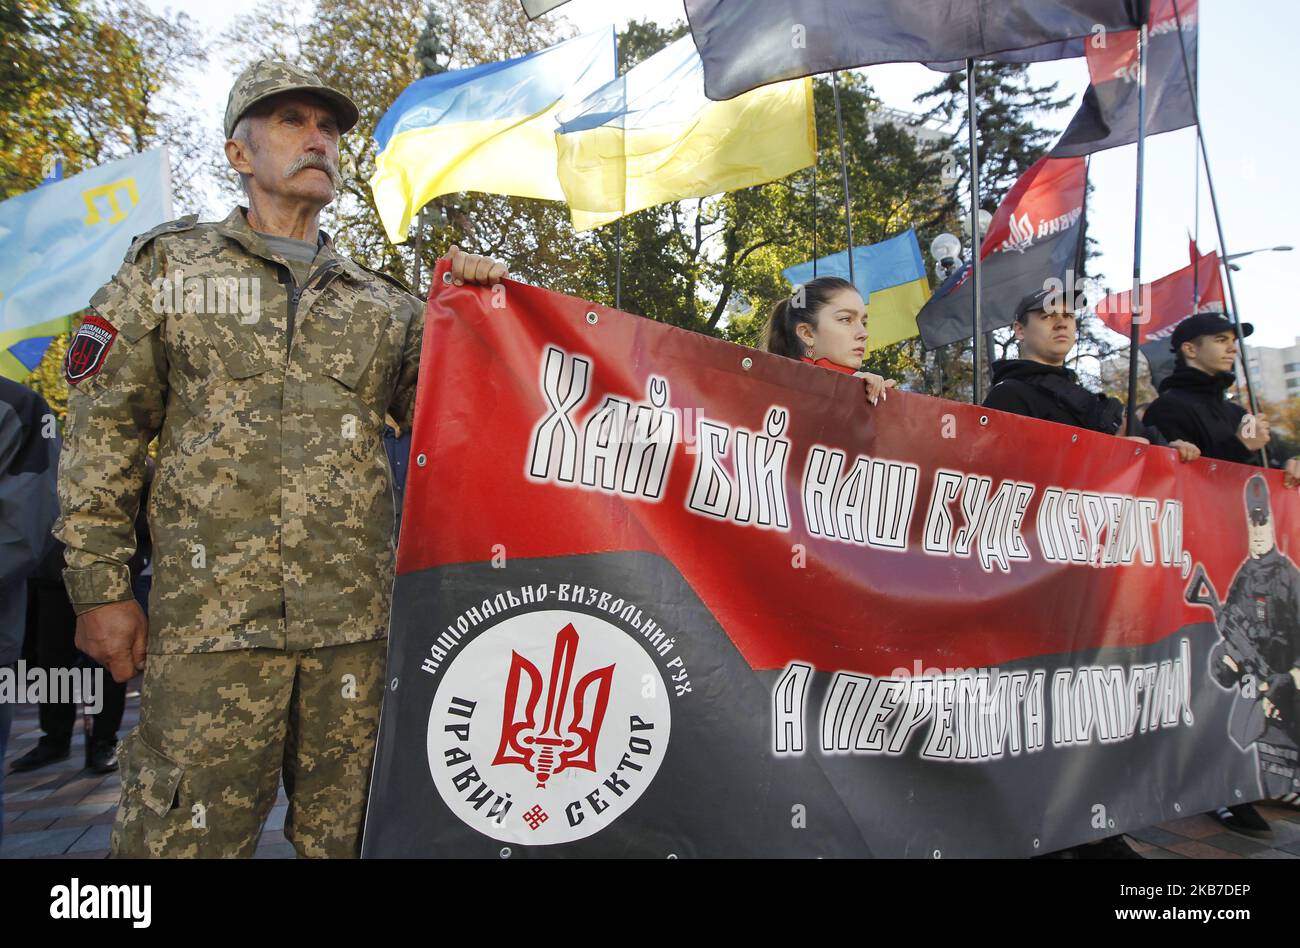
[
  {"left": 1051, "top": 0, "right": 1199, "bottom": 158},
  {"left": 363, "top": 261, "right": 1300, "bottom": 858},
  {"left": 917, "top": 156, "right": 1087, "bottom": 350}
]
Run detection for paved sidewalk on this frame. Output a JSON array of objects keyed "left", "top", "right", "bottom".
[
  {"left": 4, "top": 692, "right": 1300, "bottom": 859},
  {"left": 2, "top": 689, "right": 292, "bottom": 859}
]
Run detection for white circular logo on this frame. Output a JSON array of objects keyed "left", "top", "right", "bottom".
[{"left": 427, "top": 608, "right": 671, "bottom": 845}]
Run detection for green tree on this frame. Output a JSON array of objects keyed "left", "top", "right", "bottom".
[
  {"left": 3, "top": 0, "right": 208, "bottom": 201},
  {"left": 913, "top": 63, "right": 1136, "bottom": 400},
  {"left": 917, "top": 62, "right": 1070, "bottom": 205},
  {"left": 721, "top": 73, "right": 952, "bottom": 388},
  {"left": 414, "top": 2, "right": 448, "bottom": 76},
  {"left": 617, "top": 16, "right": 688, "bottom": 71},
  {"left": 218, "top": 0, "right": 574, "bottom": 295},
  {"left": 559, "top": 44, "right": 951, "bottom": 364},
  {"left": 0, "top": 0, "right": 81, "bottom": 197}
]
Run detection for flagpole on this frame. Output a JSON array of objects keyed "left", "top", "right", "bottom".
[
  {"left": 614, "top": 33, "right": 624, "bottom": 310},
  {"left": 615, "top": 218, "right": 623, "bottom": 309},
  {"left": 1170, "top": 0, "right": 1265, "bottom": 461},
  {"left": 1192, "top": 131, "right": 1200, "bottom": 308},
  {"left": 811, "top": 164, "right": 818, "bottom": 278},
  {"left": 810, "top": 81, "right": 819, "bottom": 278},
  {"left": 1125, "top": 25, "right": 1148, "bottom": 436},
  {"left": 966, "top": 58, "right": 984, "bottom": 403},
  {"left": 831, "top": 72, "right": 855, "bottom": 287},
  {"left": 411, "top": 206, "right": 424, "bottom": 295}
]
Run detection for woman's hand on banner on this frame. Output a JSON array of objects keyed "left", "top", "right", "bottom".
[
  {"left": 854, "top": 371, "right": 896, "bottom": 406},
  {"left": 445, "top": 245, "right": 508, "bottom": 286},
  {"left": 1169, "top": 439, "right": 1201, "bottom": 463}
]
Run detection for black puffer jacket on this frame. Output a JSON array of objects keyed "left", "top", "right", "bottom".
[
  {"left": 983, "top": 359, "right": 1168, "bottom": 443},
  {"left": 1144, "top": 364, "right": 1261, "bottom": 465}
]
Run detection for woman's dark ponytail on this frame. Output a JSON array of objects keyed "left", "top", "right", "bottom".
[{"left": 761, "top": 276, "right": 857, "bottom": 360}]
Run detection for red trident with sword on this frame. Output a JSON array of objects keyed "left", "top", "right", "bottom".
[{"left": 493, "top": 623, "right": 615, "bottom": 788}]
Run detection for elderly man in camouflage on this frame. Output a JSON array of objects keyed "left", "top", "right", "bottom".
[{"left": 54, "top": 62, "right": 506, "bottom": 858}]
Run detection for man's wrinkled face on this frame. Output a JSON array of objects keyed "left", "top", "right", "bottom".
[
  {"left": 227, "top": 92, "right": 343, "bottom": 208},
  {"left": 1248, "top": 519, "right": 1274, "bottom": 558}
]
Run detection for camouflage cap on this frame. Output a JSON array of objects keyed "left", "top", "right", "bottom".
[{"left": 224, "top": 60, "right": 359, "bottom": 139}]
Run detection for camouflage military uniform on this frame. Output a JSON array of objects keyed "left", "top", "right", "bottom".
[{"left": 55, "top": 205, "right": 424, "bottom": 856}]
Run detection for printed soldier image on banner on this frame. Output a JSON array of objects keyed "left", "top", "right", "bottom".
[{"left": 1193, "top": 475, "right": 1300, "bottom": 798}]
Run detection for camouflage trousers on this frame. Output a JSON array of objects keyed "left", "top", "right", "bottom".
[{"left": 111, "top": 640, "right": 387, "bottom": 858}]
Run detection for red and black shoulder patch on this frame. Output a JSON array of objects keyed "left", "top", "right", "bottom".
[{"left": 64, "top": 313, "right": 119, "bottom": 385}]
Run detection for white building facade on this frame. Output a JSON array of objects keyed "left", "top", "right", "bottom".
[{"left": 1244, "top": 338, "right": 1300, "bottom": 405}]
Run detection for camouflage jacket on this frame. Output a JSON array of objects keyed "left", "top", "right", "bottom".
[{"left": 54, "top": 206, "right": 424, "bottom": 653}]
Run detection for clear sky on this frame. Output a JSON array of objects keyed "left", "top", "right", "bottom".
[{"left": 148, "top": 0, "right": 1298, "bottom": 348}]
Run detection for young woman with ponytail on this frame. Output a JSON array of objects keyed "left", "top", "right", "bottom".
[{"left": 760, "top": 276, "right": 897, "bottom": 404}]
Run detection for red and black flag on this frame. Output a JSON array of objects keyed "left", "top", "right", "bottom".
[
  {"left": 1095, "top": 245, "right": 1225, "bottom": 345},
  {"left": 917, "top": 155, "right": 1088, "bottom": 350},
  {"left": 684, "top": 0, "right": 1148, "bottom": 100},
  {"left": 1051, "top": 0, "right": 1199, "bottom": 157},
  {"left": 1107, "top": 241, "right": 1228, "bottom": 386}
]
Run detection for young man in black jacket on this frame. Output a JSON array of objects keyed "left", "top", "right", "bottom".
[
  {"left": 983, "top": 289, "right": 1199, "bottom": 859},
  {"left": 984, "top": 289, "right": 1201, "bottom": 461},
  {"left": 1143, "top": 313, "right": 1291, "bottom": 838},
  {"left": 1144, "top": 314, "right": 1270, "bottom": 466}
]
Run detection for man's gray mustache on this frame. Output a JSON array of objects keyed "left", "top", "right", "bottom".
[{"left": 285, "top": 153, "right": 343, "bottom": 187}]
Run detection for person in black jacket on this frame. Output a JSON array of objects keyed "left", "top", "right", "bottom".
[
  {"left": 1144, "top": 314, "right": 1271, "bottom": 467},
  {"left": 1143, "top": 313, "right": 1294, "bottom": 838},
  {"left": 985, "top": 289, "right": 1198, "bottom": 859},
  {"left": 984, "top": 288, "right": 1201, "bottom": 462}
]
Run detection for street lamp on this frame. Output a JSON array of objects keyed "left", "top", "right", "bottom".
[
  {"left": 1225, "top": 246, "right": 1293, "bottom": 271},
  {"left": 930, "top": 209, "right": 991, "bottom": 283},
  {"left": 930, "top": 232, "right": 964, "bottom": 283},
  {"left": 962, "top": 208, "right": 992, "bottom": 244}
]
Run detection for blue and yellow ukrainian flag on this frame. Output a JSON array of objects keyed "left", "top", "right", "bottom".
[
  {"left": 0, "top": 148, "right": 171, "bottom": 380},
  {"left": 554, "top": 36, "right": 816, "bottom": 232},
  {"left": 783, "top": 230, "right": 931, "bottom": 352},
  {"left": 370, "top": 29, "right": 616, "bottom": 244}
]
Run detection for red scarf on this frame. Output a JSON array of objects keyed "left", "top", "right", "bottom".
[{"left": 800, "top": 356, "right": 858, "bottom": 376}]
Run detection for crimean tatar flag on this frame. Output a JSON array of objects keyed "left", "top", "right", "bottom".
[
  {"left": 555, "top": 36, "right": 815, "bottom": 232},
  {"left": 0, "top": 148, "right": 171, "bottom": 380},
  {"left": 369, "top": 29, "right": 616, "bottom": 244}
]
